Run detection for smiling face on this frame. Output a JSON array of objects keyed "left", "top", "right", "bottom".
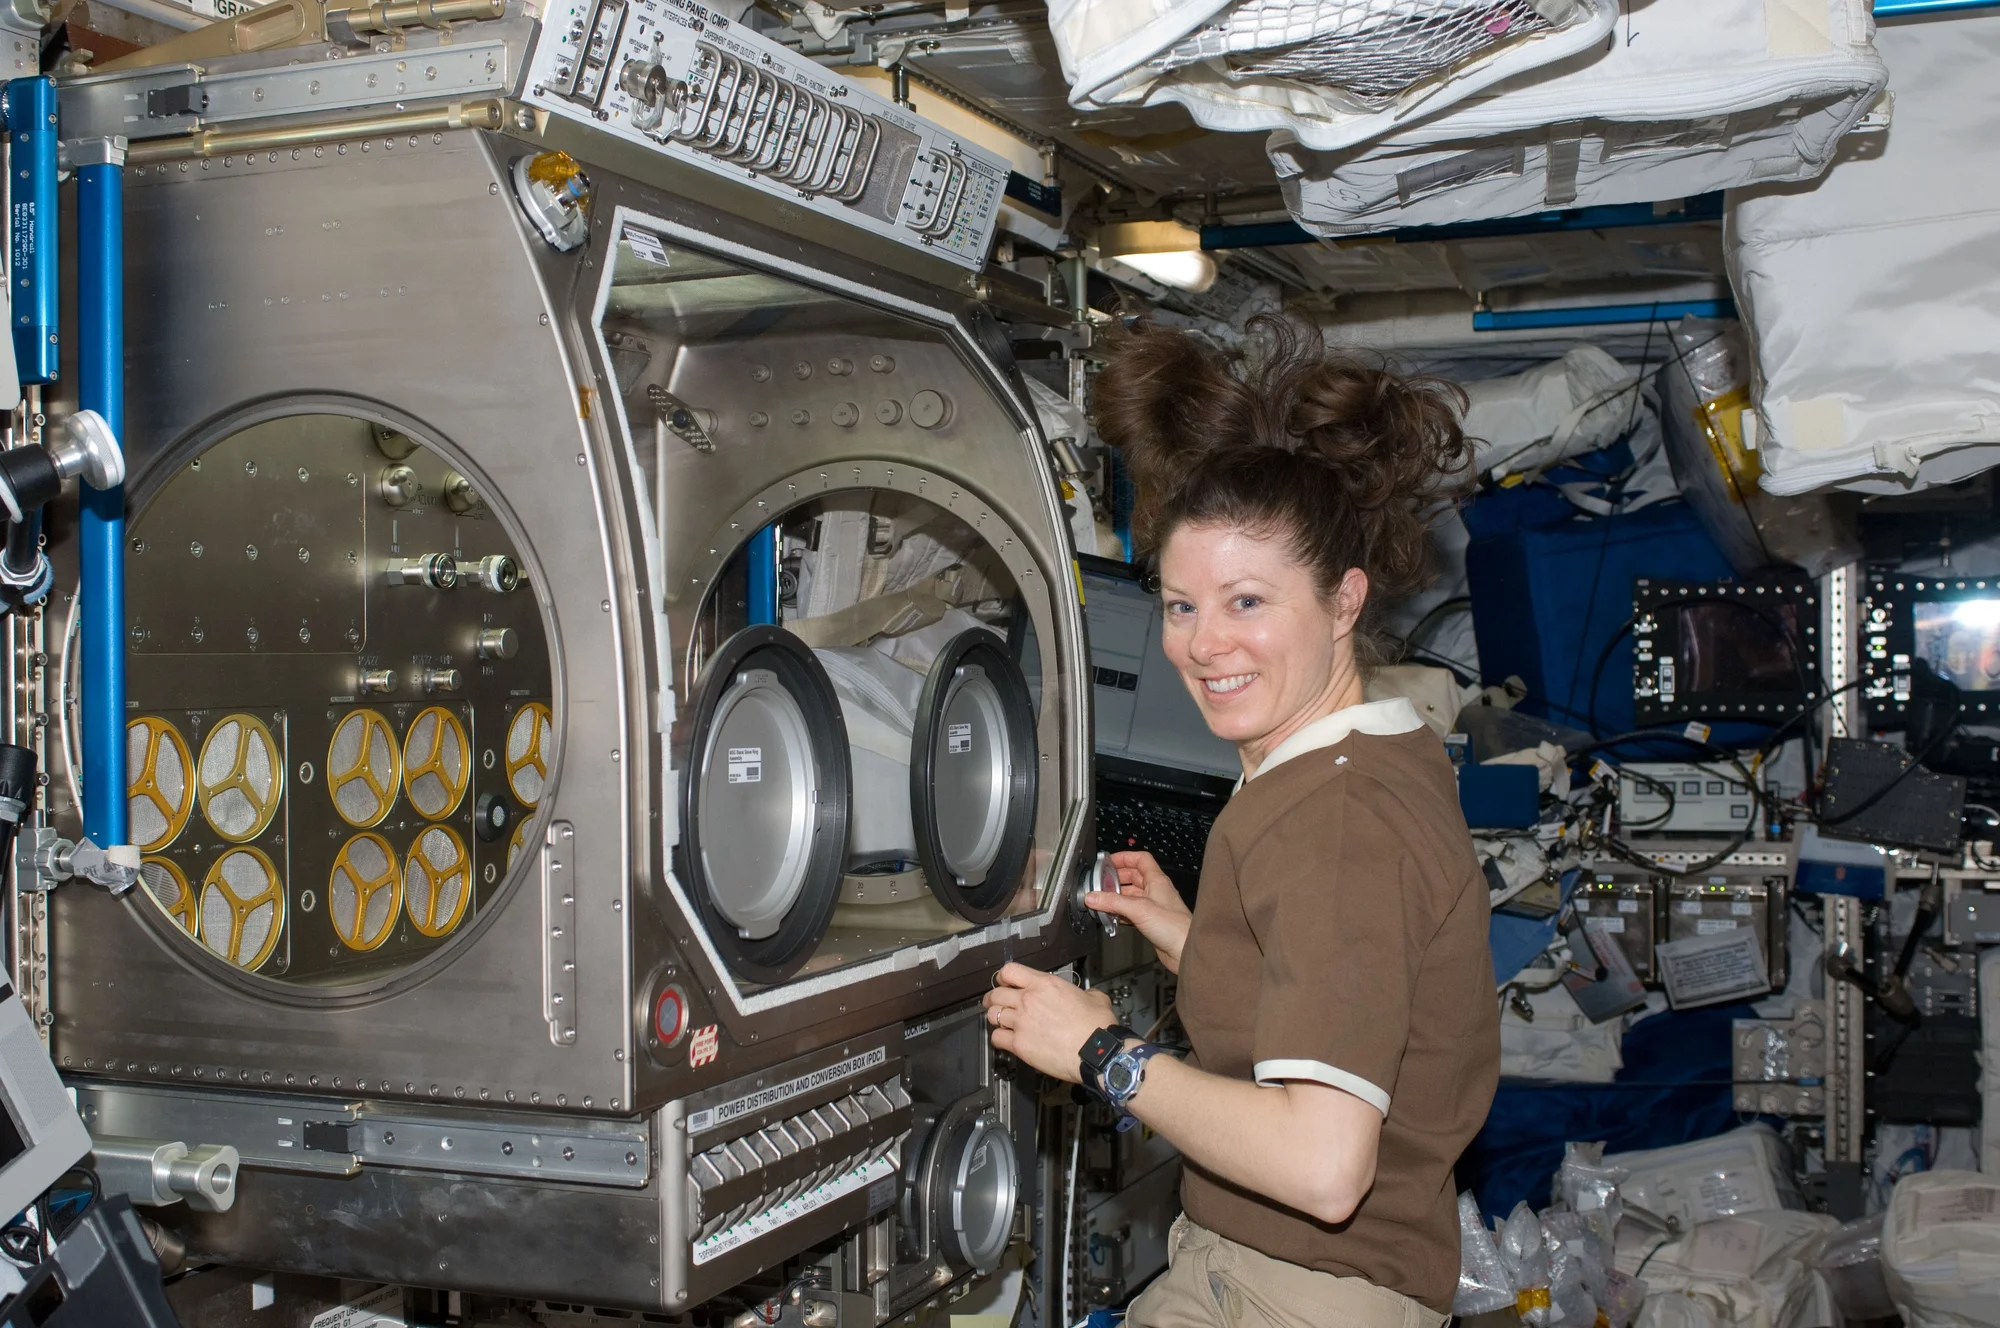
[{"left": 1158, "top": 522, "right": 1368, "bottom": 776}]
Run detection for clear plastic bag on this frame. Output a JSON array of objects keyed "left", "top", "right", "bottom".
[
  {"left": 1543, "top": 1211, "right": 1608, "bottom": 1327},
  {"left": 1597, "top": 1267, "right": 1648, "bottom": 1328},
  {"left": 1555, "top": 1139, "right": 1627, "bottom": 1237},
  {"left": 1454, "top": 1192, "right": 1517, "bottom": 1316},
  {"left": 1501, "top": 1201, "right": 1555, "bottom": 1326}
]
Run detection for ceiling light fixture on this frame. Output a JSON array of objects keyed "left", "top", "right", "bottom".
[{"left": 1097, "top": 220, "right": 1218, "bottom": 294}]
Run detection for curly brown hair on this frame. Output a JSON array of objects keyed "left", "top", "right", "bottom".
[{"left": 1093, "top": 315, "right": 1472, "bottom": 664}]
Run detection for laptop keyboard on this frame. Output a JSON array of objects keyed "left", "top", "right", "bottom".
[{"left": 1095, "top": 787, "right": 1218, "bottom": 890}]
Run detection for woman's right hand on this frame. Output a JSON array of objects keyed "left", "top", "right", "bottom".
[{"left": 1090, "top": 851, "right": 1193, "bottom": 973}]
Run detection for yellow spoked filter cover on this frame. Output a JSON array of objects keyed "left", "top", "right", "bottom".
[
  {"left": 127, "top": 717, "right": 194, "bottom": 851},
  {"left": 329, "top": 832, "right": 402, "bottom": 952},
  {"left": 505, "top": 702, "right": 553, "bottom": 808},
  {"left": 402, "top": 707, "right": 470, "bottom": 820},
  {"left": 508, "top": 813, "right": 537, "bottom": 871},
  {"left": 138, "top": 855, "right": 198, "bottom": 935},
  {"left": 405, "top": 824, "right": 472, "bottom": 938},
  {"left": 327, "top": 709, "right": 401, "bottom": 828},
  {"left": 198, "top": 845, "right": 286, "bottom": 971},
  {"left": 196, "top": 714, "right": 283, "bottom": 843}
]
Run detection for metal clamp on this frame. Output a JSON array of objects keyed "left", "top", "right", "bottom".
[
  {"left": 88, "top": 1136, "right": 240, "bottom": 1212},
  {"left": 20, "top": 826, "right": 140, "bottom": 894}
]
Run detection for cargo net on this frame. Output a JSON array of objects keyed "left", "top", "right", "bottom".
[{"left": 1151, "top": 0, "right": 1557, "bottom": 107}]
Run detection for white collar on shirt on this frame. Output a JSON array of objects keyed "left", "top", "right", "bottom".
[{"left": 1243, "top": 695, "right": 1424, "bottom": 783}]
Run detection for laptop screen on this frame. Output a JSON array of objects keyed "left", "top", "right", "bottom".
[{"left": 1080, "top": 558, "right": 1240, "bottom": 780}]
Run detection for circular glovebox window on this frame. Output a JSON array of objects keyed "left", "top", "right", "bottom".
[
  {"left": 910, "top": 629, "right": 1037, "bottom": 924},
  {"left": 121, "top": 409, "right": 553, "bottom": 988},
  {"left": 933, "top": 1107, "right": 1019, "bottom": 1275},
  {"left": 677, "top": 625, "right": 852, "bottom": 984}
]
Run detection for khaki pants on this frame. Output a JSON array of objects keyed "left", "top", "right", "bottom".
[{"left": 1123, "top": 1216, "right": 1449, "bottom": 1328}]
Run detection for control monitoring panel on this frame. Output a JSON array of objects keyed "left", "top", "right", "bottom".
[{"left": 520, "top": 0, "right": 1008, "bottom": 270}]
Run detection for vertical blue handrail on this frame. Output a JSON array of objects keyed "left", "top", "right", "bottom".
[
  {"left": 746, "top": 525, "right": 778, "bottom": 626},
  {"left": 78, "top": 154, "right": 126, "bottom": 847},
  {"left": 6, "top": 78, "right": 57, "bottom": 386}
]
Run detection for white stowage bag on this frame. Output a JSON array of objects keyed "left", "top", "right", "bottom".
[
  {"left": 815, "top": 647, "right": 924, "bottom": 863},
  {"left": 1044, "top": 0, "right": 1614, "bottom": 152},
  {"left": 1607, "top": 1126, "right": 1803, "bottom": 1235},
  {"left": 1460, "top": 345, "right": 1636, "bottom": 481},
  {"left": 1729, "top": 16, "right": 2000, "bottom": 496},
  {"left": 1879, "top": 1171, "right": 2000, "bottom": 1328},
  {"left": 1620, "top": 1211, "right": 1836, "bottom": 1328},
  {"left": 1270, "top": 0, "right": 1884, "bottom": 236}
]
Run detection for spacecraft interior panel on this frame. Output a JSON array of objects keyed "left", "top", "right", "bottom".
[{"left": 520, "top": 0, "right": 1010, "bottom": 270}]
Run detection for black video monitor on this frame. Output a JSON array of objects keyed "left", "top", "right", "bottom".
[
  {"left": 1863, "top": 576, "right": 2000, "bottom": 723},
  {"left": 1632, "top": 578, "right": 1819, "bottom": 725}
]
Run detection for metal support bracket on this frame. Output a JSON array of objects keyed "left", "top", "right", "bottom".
[
  {"left": 74, "top": 1084, "right": 652, "bottom": 1188},
  {"left": 58, "top": 41, "right": 512, "bottom": 144},
  {"left": 543, "top": 819, "right": 578, "bottom": 1046}
]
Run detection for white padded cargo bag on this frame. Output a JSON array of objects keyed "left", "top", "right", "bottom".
[
  {"left": 1045, "top": 0, "right": 1614, "bottom": 152},
  {"left": 1880, "top": 1171, "right": 2000, "bottom": 1328},
  {"left": 1270, "top": 0, "right": 1884, "bottom": 236},
  {"left": 1729, "top": 16, "right": 2000, "bottom": 495},
  {"left": 815, "top": 647, "right": 923, "bottom": 863}
]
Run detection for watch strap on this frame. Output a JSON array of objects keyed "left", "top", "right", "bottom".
[
  {"left": 1078, "top": 1024, "right": 1140, "bottom": 1094},
  {"left": 1103, "top": 1040, "right": 1168, "bottom": 1122}
]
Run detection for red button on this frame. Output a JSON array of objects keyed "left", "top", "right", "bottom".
[{"left": 653, "top": 985, "right": 688, "bottom": 1045}]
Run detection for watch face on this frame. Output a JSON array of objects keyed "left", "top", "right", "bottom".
[{"left": 1105, "top": 1061, "right": 1139, "bottom": 1096}]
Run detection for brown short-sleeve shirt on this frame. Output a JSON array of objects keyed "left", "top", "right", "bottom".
[{"left": 1174, "top": 703, "right": 1501, "bottom": 1313}]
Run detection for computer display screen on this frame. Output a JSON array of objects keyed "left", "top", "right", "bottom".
[
  {"left": 1674, "top": 601, "right": 1802, "bottom": 694},
  {"left": 1913, "top": 597, "right": 2000, "bottom": 691},
  {"left": 1080, "top": 562, "right": 1239, "bottom": 780}
]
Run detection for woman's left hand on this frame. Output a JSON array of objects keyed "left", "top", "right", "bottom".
[{"left": 983, "top": 963, "right": 1117, "bottom": 1084}]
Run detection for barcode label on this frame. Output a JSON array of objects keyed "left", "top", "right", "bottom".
[{"left": 728, "top": 747, "right": 762, "bottom": 784}]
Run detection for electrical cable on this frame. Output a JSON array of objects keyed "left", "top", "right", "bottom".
[
  {"left": 1391, "top": 596, "right": 1472, "bottom": 657},
  {"left": 1585, "top": 593, "right": 1827, "bottom": 750},
  {"left": 57, "top": 585, "right": 81, "bottom": 827},
  {"left": 1569, "top": 731, "right": 1763, "bottom": 876},
  {"left": 1633, "top": 1237, "right": 1672, "bottom": 1279},
  {"left": 1059, "top": 1110, "right": 1080, "bottom": 1328},
  {"left": 1562, "top": 309, "right": 1661, "bottom": 740}
]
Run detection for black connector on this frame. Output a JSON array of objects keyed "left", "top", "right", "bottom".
[{"left": 0, "top": 449, "right": 59, "bottom": 523}]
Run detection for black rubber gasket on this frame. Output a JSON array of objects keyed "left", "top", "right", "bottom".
[
  {"left": 675, "top": 625, "right": 851, "bottom": 985},
  {"left": 909, "top": 629, "right": 1038, "bottom": 925}
]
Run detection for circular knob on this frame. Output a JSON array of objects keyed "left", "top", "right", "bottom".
[
  {"left": 441, "top": 470, "right": 481, "bottom": 514},
  {"left": 49, "top": 409, "right": 124, "bottom": 490},
  {"left": 473, "top": 790, "right": 513, "bottom": 843},
  {"left": 476, "top": 627, "right": 519, "bottom": 661},
  {"left": 1075, "top": 851, "right": 1120, "bottom": 938},
  {"left": 379, "top": 464, "right": 419, "bottom": 508},
  {"left": 359, "top": 669, "right": 398, "bottom": 695},
  {"left": 909, "top": 390, "right": 950, "bottom": 430},
  {"left": 421, "top": 667, "right": 462, "bottom": 694}
]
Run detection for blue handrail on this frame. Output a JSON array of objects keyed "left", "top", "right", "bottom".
[
  {"left": 1473, "top": 298, "right": 1735, "bottom": 332},
  {"left": 78, "top": 153, "right": 126, "bottom": 847},
  {"left": 747, "top": 525, "right": 778, "bottom": 625}
]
